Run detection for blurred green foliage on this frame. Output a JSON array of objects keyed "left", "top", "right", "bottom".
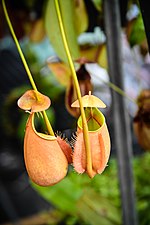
[
  {"left": 129, "top": 14, "right": 146, "bottom": 47},
  {"left": 91, "top": 0, "right": 103, "bottom": 12},
  {"left": 32, "top": 153, "right": 150, "bottom": 225}
]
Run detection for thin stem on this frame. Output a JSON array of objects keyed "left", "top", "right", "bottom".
[
  {"left": 54, "top": 0, "right": 93, "bottom": 177},
  {"left": 2, "top": 0, "right": 54, "bottom": 136},
  {"left": 42, "top": 111, "right": 54, "bottom": 135},
  {"left": 94, "top": 74, "right": 136, "bottom": 104},
  {"left": 2, "top": 0, "right": 37, "bottom": 91},
  {"left": 107, "top": 81, "right": 136, "bottom": 104}
]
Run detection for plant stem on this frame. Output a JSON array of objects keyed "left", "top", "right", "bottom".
[
  {"left": 42, "top": 111, "right": 54, "bottom": 135},
  {"left": 94, "top": 74, "right": 137, "bottom": 104},
  {"left": 106, "top": 81, "right": 136, "bottom": 104},
  {"left": 54, "top": 0, "right": 93, "bottom": 177},
  {"left": 2, "top": 0, "right": 37, "bottom": 91},
  {"left": 2, "top": 0, "right": 54, "bottom": 136}
]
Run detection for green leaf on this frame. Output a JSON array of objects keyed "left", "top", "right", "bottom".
[
  {"left": 74, "top": 0, "right": 88, "bottom": 34},
  {"left": 91, "top": 0, "right": 103, "bottom": 11},
  {"left": 129, "top": 14, "right": 146, "bottom": 47},
  {"left": 77, "top": 189, "right": 121, "bottom": 225},
  {"left": 45, "top": 0, "right": 80, "bottom": 64}
]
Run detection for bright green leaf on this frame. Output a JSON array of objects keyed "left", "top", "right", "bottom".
[
  {"left": 91, "top": 0, "right": 103, "bottom": 11},
  {"left": 129, "top": 14, "right": 146, "bottom": 47},
  {"left": 74, "top": 0, "right": 88, "bottom": 34},
  {"left": 45, "top": 0, "right": 80, "bottom": 64}
]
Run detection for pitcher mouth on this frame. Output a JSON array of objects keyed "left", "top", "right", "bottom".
[
  {"left": 77, "top": 107, "right": 105, "bottom": 132},
  {"left": 27, "top": 113, "right": 56, "bottom": 140}
]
